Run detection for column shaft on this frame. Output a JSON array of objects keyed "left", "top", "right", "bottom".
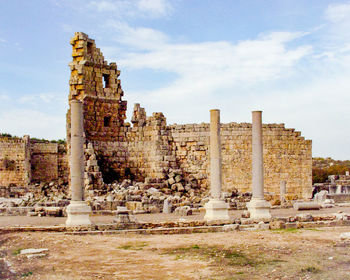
[
  {"left": 210, "top": 109, "right": 221, "bottom": 199},
  {"left": 204, "top": 109, "right": 229, "bottom": 221},
  {"left": 70, "top": 100, "right": 84, "bottom": 201},
  {"left": 252, "top": 111, "right": 264, "bottom": 199}
]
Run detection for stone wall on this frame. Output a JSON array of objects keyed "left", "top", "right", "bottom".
[
  {"left": 89, "top": 110, "right": 177, "bottom": 185},
  {"left": 0, "top": 136, "right": 31, "bottom": 186},
  {"left": 67, "top": 32, "right": 126, "bottom": 143},
  {"left": 30, "top": 142, "right": 58, "bottom": 182},
  {"left": 0, "top": 136, "right": 68, "bottom": 187},
  {"left": 169, "top": 123, "right": 312, "bottom": 198}
]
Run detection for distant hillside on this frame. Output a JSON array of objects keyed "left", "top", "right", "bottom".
[{"left": 312, "top": 157, "right": 350, "bottom": 183}]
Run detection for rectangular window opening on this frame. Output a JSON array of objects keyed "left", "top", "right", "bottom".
[
  {"left": 104, "top": 116, "right": 111, "bottom": 127},
  {"left": 87, "top": 42, "right": 93, "bottom": 55},
  {"left": 103, "top": 74, "right": 110, "bottom": 88}
]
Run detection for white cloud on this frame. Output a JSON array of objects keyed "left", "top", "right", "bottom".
[
  {"left": 107, "top": 20, "right": 168, "bottom": 50},
  {"left": 88, "top": 0, "right": 121, "bottom": 12},
  {"left": 0, "top": 109, "right": 65, "bottom": 140},
  {"left": 18, "top": 93, "right": 65, "bottom": 105},
  {"left": 323, "top": 2, "right": 350, "bottom": 54},
  {"left": 0, "top": 38, "right": 6, "bottom": 43},
  {"left": 117, "top": 30, "right": 311, "bottom": 101},
  {"left": 87, "top": 0, "right": 172, "bottom": 18},
  {"left": 325, "top": 2, "right": 350, "bottom": 23},
  {"left": 136, "top": 0, "right": 173, "bottom": 17},
  {"left": 0, "top": 94, "right": 9, "bottom": 101}
]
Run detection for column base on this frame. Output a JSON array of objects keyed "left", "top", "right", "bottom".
[
  {"left": 66, "top": 201, "right": 92, "bottom": 226},
  {"left": 247, "top": 198, "right": 271, "bottom": 220},
  {"left": 204, "top": 199, "right": 230, "bottom": 221}
]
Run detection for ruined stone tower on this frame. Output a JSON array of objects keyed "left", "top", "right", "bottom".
[{"left": 67, "top": 32, "right": 126, "bottom": 141}]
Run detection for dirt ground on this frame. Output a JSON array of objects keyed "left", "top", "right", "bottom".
[{"left": 1, "top": 226, "right": 350, "bottom": 280}]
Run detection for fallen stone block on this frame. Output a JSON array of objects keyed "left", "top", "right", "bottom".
[
  {"left": 20, "top": 248, "right": 48, "bottom": 255},
  {"left": 256, "top": 221, "right": 269, "bottom": 230},
  {"left": 293, "top": 202, "right": 320, "bottom": 211},
  {"left": 26, "top": 253, "right": 47, "bottom": 259},
  {"left": 340, "top": 232, "right": 350, "bottom": 240},
  {"left": 296, "top": 213, "right": 313, "bottom": 222},
  {"left": 223, "top": 224, "right": 239, "bottom": 232},
  {"left": 269, "top": 220, "right": 286, "bottom": 230}
]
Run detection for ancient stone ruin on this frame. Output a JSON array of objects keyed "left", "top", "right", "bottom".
[
  {"left": 0, "top": 32, "right": 313, "bottom": 210},
  {"left": 66, "top": 32, "right": 312, "bottom": 199}
]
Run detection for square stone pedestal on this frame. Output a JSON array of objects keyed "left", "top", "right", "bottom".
[
  {"left": 66, "top": 201, "right": 92, "bottom": 226},
  {"left": 246, "top": 198, "right": 271, "bottom": 220},
  {"left": 204, "top": 199, "right": 230, "bottom": 221}
]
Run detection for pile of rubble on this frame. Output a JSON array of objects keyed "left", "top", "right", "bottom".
[
  {"left": 0, "top": 182, "right": 69, "bottom": 208},
  {"left": 85, "top": 174, "right": 254, "bottom": 214},
  {"left": 0, "top": 176, "right": 255, "bottom": 217},
  {"left": 0, "top": 182, "right": 69, "bottom": 216}
]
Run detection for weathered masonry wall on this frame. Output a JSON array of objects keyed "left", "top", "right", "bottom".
[
  {"left": 169, "top": 123, "right": 312, "bottom": 199},
  {"left": 88, "top": 112, "right": 176, "bottom": 185},
  {"left": 30, "top": 142, "right": 58, "bottom": 182},
  {"left": 0, "top": 136, "right": 68, "bottom": 187},
  {"left": 89, "top": 118, "right": 312, "bottom": 198},
  {"left": 67, "top": 32, "right": 126, "bottom": 143},
  {"left": 0, "top": 136, "right": 31, "bottom": 186}
]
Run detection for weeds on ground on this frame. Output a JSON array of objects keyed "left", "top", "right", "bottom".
[
  {"left": 272, "top": 228, "right": 323, "bottom": 234},
  {"left": 12, "top": 248, "right": 23, "bottom": 256},
  {"left": 301, "top": 266, "right": 321, "bottom": 273},
  {"left": 21, "top": 271, "right": 33, "bottom": 277},
  {"left": 118, "top": 241, "right": 148, "bottom": 250},
  {"left": 163, "top": 244, "right": 284, "bottom": 267}
]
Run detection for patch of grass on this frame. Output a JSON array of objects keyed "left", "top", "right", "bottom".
[
  {"left": 12, "top": 248, "right": 23, "bottom": 256},
  {"left": 175, "top": 255, "right": 184, "bottom": 260},
  {"left": 301, "top": 266, "right": 321, "bottom": 273},
  {"left": 164, "top": 245, "right": 264, "bottom": 267},
  {"left": 272, "top": 228, "right": 300, "bottom": 233},
  {"left": 304, "top": 228, "right": 322, "bottom": 231},
  {"left": 264, "top": 259, "right": 287, "bottom": 265},
  {"left": 21, "top": 271, "right": 33, "bottom": 277},
  {"left": 118, "top": 241, "right": 148, "bottom": 250}
]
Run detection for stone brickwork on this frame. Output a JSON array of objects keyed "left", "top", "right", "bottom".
[
  {"left": 169, "top": 123, "right": 312, "bottom": 199},
  {"left": 30, "top": 142, "right": 58, "bottom": 182},
  {"left": 89, "top": 111, "right": 176, "bottom": 185},
  {"left": 0, "top": 136, "right": 31, "bottom": 186},
  {"left": 63, "top": 32, "right": 313, "bottom": 199},
  {"left": 0, "top": 136, "right": 68, "bottom": 187},
  {"left": 58, "top": 144, "right": 69, "bottom": 185},
  {"left": 67, "top": 32, "right": 126, "bottom": 142}
]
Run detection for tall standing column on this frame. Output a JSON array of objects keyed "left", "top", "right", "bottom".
[
  {"left": 246, "top": 111, "right": 271, "bottom": 219},
  {"left": 204, "top": 109, "right": 229, "bottom": 221},
  {"left": 210, "top": 109, "right": 222, "bottom": 199},
  {"left": 66, "top": 100, "right": 92, "bottom": 226}
]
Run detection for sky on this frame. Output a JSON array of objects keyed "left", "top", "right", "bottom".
[{"left": 0, "top": 0, "right": 350, "bottom": 159}]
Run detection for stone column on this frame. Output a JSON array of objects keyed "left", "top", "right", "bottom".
[
  {"left": 280, "top": 180, "right": 286, "bottom": 203},
  {"left": 66, "top": 100, "right": 92, "bottom": 226},
  {"left": 204, "top": 109, "right": 229, "bottom": 221},
  {"left": 246, "top": 111, "right": 271, "bottom": 219}
]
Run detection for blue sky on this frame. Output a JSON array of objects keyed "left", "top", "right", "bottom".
[{"left": 0, "top": 0, "right": 350, "bottom": 159}]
